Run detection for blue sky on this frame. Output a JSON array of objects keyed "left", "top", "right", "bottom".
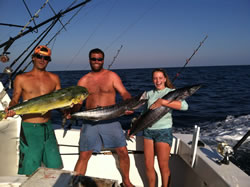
[{"left": 0, "top": 0, "right": 249, "bottom": 71}]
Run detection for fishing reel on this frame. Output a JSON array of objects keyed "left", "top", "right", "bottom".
[
  {"left": 217, "top": 142, "right": 234, "bottom": 165},
  {"left": 3, "top": 67, "right": 13, "bottom": 75},
  {"left": 0, "top": 52, "right": 10, "bottom": 63}
]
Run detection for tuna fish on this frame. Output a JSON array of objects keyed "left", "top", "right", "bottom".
[
  {"left": 71, "top": 91, "right": 148, "bottom": 121},
  {"left": 0, "top": 86, "right": 89, "bottom": 121},
  {"left": 129, "top": 84, "right": 202, "bottom": 136}
]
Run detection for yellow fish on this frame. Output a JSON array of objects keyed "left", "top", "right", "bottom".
[{"left": 0, "top": 86, "right": 88, "bottom": 121}]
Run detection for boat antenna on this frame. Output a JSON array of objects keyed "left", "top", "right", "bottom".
[
  {"left": 171, "top": 35, "right": 208, "bottom": 83},
  {"left": 108, "top": 45, "right": 123, "bottom": 70}
]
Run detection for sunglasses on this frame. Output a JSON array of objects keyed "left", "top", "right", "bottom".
[
  {"left": 35, "top": 54, "right": 51, "bottom": 61},
  {"left": 90, "top": 58, "right": 103, "bottom": 61}
]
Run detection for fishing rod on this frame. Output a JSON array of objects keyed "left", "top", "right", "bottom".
[
  {"left": 19, "top": 0, "right": 50, "bottom": 35},
  {"left": 233, "top": 130, "right": 250, "bottom": 152},
  {"left": 22, "top": 0, "right": 38, "bottom": 33},
  {"left": 0, "top": 0, "right": 92, "bottom": 53},
  {"left": 108, "top": 45, "right": 123, "bottom": 70},
  {"left": 171, "top": 35, "right": 208, "bottom": 83},
  {"left": 4, "top": 21, "right": 55, "bottom": 72},
  {"left": 46, "top": 2, "right": 85, "bottom": 47},
  {"left": 217, "top": 130, "right": 250, "bottom": 165},
  {"left": 47, "top": 2, "right": 66, "bottom": 31}
]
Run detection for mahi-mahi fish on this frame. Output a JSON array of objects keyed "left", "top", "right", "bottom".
[
  {"left": 71, "top": 91, "right": 148, "bottom": 121},
  {"left": 128, "top": 84, "right": 202, "bottom": 136},
  {"left": 0, "top": 86, "right": 89, "bottom": 121}
]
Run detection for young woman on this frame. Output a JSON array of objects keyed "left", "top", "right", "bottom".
[{"left": 143, "top": 68, "right": 188, "bottom": 187}]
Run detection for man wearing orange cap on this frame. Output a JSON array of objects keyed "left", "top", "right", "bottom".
[{"left": 6, "top": 45, "right": 63, "bottom": 175}]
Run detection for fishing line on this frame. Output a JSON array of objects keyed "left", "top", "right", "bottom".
[
  {"left": 46, "top": 7, "right": 83, "bottom": 47},
  {"left": 65, "top": 0, "right": 117, "bottom": 71},
  {"left": 104, "top": 0, "right": 160, "bottom": 52},
  {"left": 46, "top": 0, "right": 80, "bottom": 50}
]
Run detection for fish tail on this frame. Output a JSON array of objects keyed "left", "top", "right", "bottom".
[{"left": 0, "top": 111, "right": 6, "bottom": 121}]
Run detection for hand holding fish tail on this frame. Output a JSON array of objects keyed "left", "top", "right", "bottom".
[
  {"left": 3, "top": 107, "right": 16, "bottom": 119},
  {"left": 62, "top": 108, "right": 72, "bottom": 120}
]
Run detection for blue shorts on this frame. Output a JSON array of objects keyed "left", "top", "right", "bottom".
[
  {"left": 79, "top": 120, "right": 127, "bottom": 153},
  {"left": 143, "top": 128, "right": 173, "bottom": 146}
]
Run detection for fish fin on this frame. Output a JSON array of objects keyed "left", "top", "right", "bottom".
[
  {"left": 140, "top": 91, "right": 147, "bottom": 100},
  {"left": 62, "top": 118, "right": 66, "bottom": 129},
  {"left": 40, "top": 111, "right": 48, "bottom": 115},
  {"left": 62, "top": 119, "right": 75, "bottom": 138},
  {"left": 0, "top": 111, "right": 6, "bottom": 121}
]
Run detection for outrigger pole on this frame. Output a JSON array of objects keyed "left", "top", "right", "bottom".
[
  {"left": 0, "top": 0, "right": 92, "bottom": 54},
  {"left": 172, "top": 35, "right": 208, "bottom": 83}
]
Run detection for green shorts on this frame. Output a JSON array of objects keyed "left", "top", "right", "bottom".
[{"left": 18, "top": 121, "right": 63, "bottom": 175}]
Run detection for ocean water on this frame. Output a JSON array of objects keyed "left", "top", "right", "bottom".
[{"left": 3, "top": 65, "right": 250, "bottom": 175}]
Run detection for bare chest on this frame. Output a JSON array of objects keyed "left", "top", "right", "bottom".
[
  {"left": 22, "top": 76, "right": 57, "bottom": 100},
  {"left": 86, "top": 76, "right": 114, "bottom": 94}
]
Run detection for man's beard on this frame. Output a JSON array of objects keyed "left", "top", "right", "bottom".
[{"left": 90, "top": 63, "right": 103, "bottom": 72}]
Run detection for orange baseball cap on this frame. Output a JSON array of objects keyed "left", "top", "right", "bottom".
[{"left": 34, "top": 45, "right": 51, "bottom": 56}]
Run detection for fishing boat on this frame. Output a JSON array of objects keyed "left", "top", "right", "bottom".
[
  {"left": 0, "top": 1, "right": 249, "bottom": 186},
  {"left": 0, "top": 81, "right": 249, "bottom": 187}
]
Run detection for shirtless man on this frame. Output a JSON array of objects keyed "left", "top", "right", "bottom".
[
  {"left": 6, "top": 45, "right": 62, "bottom": 175},
  {"left": 73, "top": 48, "right": 134, "bottom": 187}
]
